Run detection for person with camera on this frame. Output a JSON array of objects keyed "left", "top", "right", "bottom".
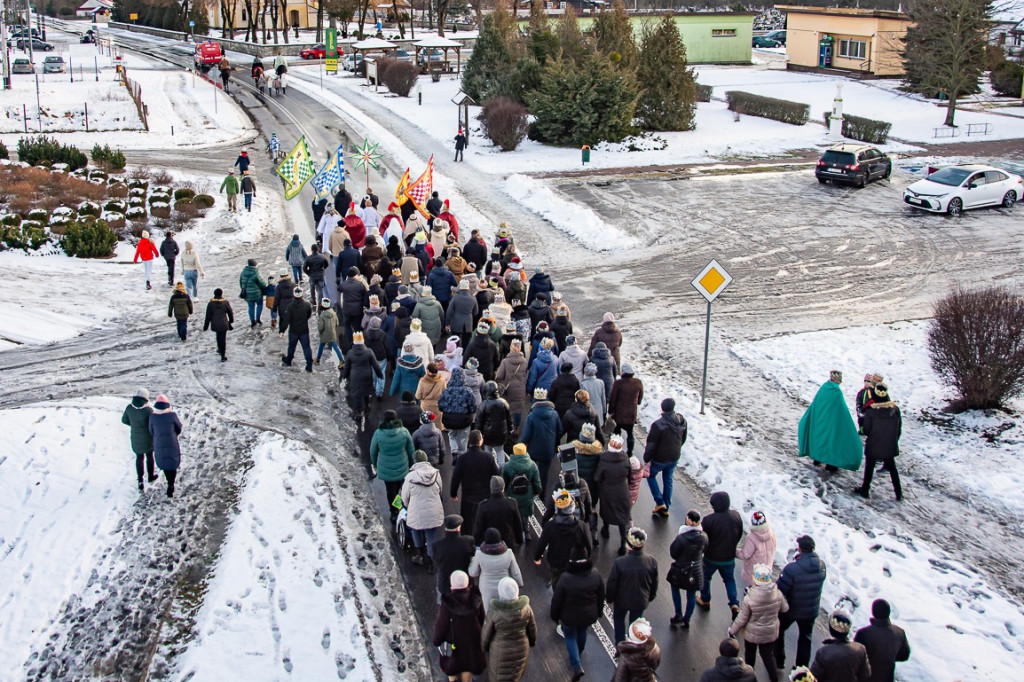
[{"left": 533, "top": 488, "right": 592, "bottom": 589}]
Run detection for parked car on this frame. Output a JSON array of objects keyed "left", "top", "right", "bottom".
[
  {"left": 81, "top": 30, "right": 95, "bottom": 43},
  {"left": 417, "top": 48, "right": 444, "bottom": 66},
  {"left": 394, "top": 49, "right": 412, "bottom": 63},
  {"left": 10, "top": 27, "right": 41, "bottom": 39},
  {"left": 13, "top": 38, "right": 54, "bottom": 51},
  {"left": 342, "top": 53, "right": 364, "bottom": 72},
  {"left": 300, "top": 43, "right": 326, "bottom": 59},
  {"left": 815, "top": 143, "right": 891, "bottom": 187},
  {"left": 43, "top": 55, "right": 66, "bottom": 73},
  {"left": 12, "top": 58, "right": 34, "bottom": 74},
  {"left": 752, "top": 30, "right": 786, "bottom": 48},
  {"left": 903, "top": 164, "right": 1022, "bottom": 216}
]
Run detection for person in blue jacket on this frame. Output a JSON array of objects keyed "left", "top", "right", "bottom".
[
  {"left": 774, "top": 534, "right": 827, "bottom": 671},
  {"left": 527, "top": 339, "right": 559, "bottom": 396},
  {"left": 391, "top": 343, "right": 426, "bottom": 396},
  {"left": 148, "top": 393, "right": 183, "bottom": 498},
  {"left": 520, "top": 387, "right": 564, "bottom": 494}
]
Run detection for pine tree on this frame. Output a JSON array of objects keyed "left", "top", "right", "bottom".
[
  {"left": 589, "top": 1, "right": 638, "bottom": 73},
  {"left": 527, "top": 0, "right": 559, "bottom": 65},
  {"left": 461, "top": 5, "right": 524, "bottom": 102},
  {"left": 554, "top": 7, "right": 591, "bottom": 65},
  {"left": 636, "top": 14, "right": 697, "bottom": 131}
]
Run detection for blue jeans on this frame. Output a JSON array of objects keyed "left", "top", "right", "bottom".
[
  {"left": 309, "top": 277, "right": 325, "bottom": 306},
  {"left": 317, "top": 341, "right": 343, "bottom": 362},
  {"left": 175, "top": 318, "right": 188, "bottom": 340},
  {"left": 646, "top": 459, "right": 676, "bottom": 508},
  {"left": 285, "top": 333, "right": 312, "bottom": 369},
  {"left": 374, "top": 358, "right": 387, "bottom": 397},
  {"left": 409, "top": 526, "right": 439, "bottom": 555},
  {"left": 184, "top": 269, "right": 199, "bottom": 298},
  {"left": 560, "top": 623, "right": 588, "bottom": 672},
  {"left": 671, "top": 587, "right": 697, "bottom": 621},
  {"left": 701, "top": 558, "right": 739, "bottom": 606},
  {"left": 243, "top": 192, "right": 253, "bottom": 210},
  {"left": 292, "top": 265, "right": 302, "bottom": 283},
  {"left": 247, "top": 299, "right": 263, "bottom": 324}
]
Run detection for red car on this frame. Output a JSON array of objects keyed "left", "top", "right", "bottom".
[{"left": 300, "top": 44, "right": 327, "bottom": 59}]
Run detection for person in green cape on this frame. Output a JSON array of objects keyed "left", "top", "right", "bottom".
[{"left": 798, "top": 370, "right": 863, "bottom": 472}]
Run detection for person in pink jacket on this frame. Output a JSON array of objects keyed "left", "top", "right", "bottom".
[
  {"left": 132, "top": 230, "right": 160, "bottom": 290},
  {"left": 737, "top": 511, "right": 777, "bottom": 588}
]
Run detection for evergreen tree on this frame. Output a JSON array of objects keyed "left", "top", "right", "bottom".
[
  {"left": 636, "top": 13, "right": 697, "bottom": 131},
  {"left": 589, "top": 1, "right": 638, "bottom": 73},
  {"left": 554, "top": 7, "right": 590, "bottom": 65},
  {"left": 527, "top": 52, "right": 639, "bottom": 147},
  {"left": 527, "top": 0, "right": 559, "bottom": 65},
  {"left": 461, "top": 6, "right": 524, "bottom": 102}
]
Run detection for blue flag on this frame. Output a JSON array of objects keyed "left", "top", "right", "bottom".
[{"left": 311, "top": 145, "right": 345, "bottom": 201}]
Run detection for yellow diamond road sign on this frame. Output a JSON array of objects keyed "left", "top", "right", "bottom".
[{"left": 692, "top": 258, "right": 733, "bottom": 303}]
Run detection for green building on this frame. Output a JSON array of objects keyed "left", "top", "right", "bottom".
[{"left": 675, "top": 12, "right": 754, "bottom": 64}]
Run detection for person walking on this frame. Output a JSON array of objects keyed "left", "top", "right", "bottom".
[
  {"left": 472, "top": 477, "right": 523, "bottom": 551},
  {"left": 774, "top": 535, "right": 827, "bottom": 671},
  {"left": 160, "top": 231, "right": 180, "bottom": 287},
  {"left": 580, "top": 363, "right": 607, "bottom": 429},
  {"left": 588, "top": 312, "right": 623, "bottom": 368},
  {"left": 728, "top": 564, "right": 788, "bottom": 682},
  {"left": 853, "top": 383, "right": 903, "bottom": 501},
  {"left": 239, "top": 259, "right": 267, "bottom": 327},
  {"left": 737, "top": 511, "right": 777, "bottom": 589},
  {"left": 594, "top": 435, "right": 633, "bottom": 555},
  {"left": 450, "top": 431, "right": 499, "bottom": 528},
  {"left": 303, "top": 244, "right": 330, "bottom": 306},
  {"left": 464, "top": 321, "right": 501, "bottom": 382},
  {"left": 612, "top": 618, "right": 660, "bottom": 682},
  {"left": 698, "top": 491, "right": 744, "bottom": 617},
  {"left": 643, "top": 397, "right": 687, "bottom": 517},
  {"left": 285, "top": 233, "right": 307, "bottom": 283},
  {"left": 447, "top": 281, "right": 479, "bottom": 349},
  {"left": 495, "top": 339, "right": 528, "bottom": 432},
  {"left": 203, "top": 288, "right": 234, "bottom": 362},
  {"left": 180, "top": 241, "right": 205, "bottom": 298},
  {"left": 606, "top": 528, "right": 658, "bottom": 644},
  {"left": 608, "top": 363, "right": 643, "bottom": 457},
  {"left": 414, "top": 412, "right": 446, "bottom": 466},
  {"left": 315, "top": 298, "right": 344, "bottom": 368},
  {"left": 699, "top": 639, "right": 756, "bottom": 682},
  {"left": 370, "top": 410, "right": 415, "bottom": 523},
  {"left": 121, "top": 389, "right": 157, "bottom": 492},
  {"left": 454, "top": 128, "right": 467, "bottom": 162},
  {"left": 280, "top": 288, "right": 313, "bottom": 372},
  {"left": 439, "top": 366, "right": 477, "bottom": 461},
  {"left": 416, "top": 363, "right": 447, "bottom": 426},
  {"left": 501, "top": 443, "right": 542, "bottom": 544},
  {"left": 668, "top": 509, "right": 708, "bottom": 628},
  {"left": 852, "top": 599, "right": 910, "bottom": 682},
  {"left": 481, "top": 577, "right": 536, "bottom": 682},
  {"left": 533, "top": 489, "right": 592, "bottom": 589},
  {"left": 810, "top": 609, "right": 871, "bottom": 682},
  {"left": 401, "top": 450, "right": 445, "bottom": 566},
  {"left": 432, "top": 515, "right": 477, "bottom": 598},
  {"left": 432, "top": 570, "right": 487, "bottom": 682},
  {"left": 234, "top": 148, "right": 250, "bottom": 173},
  {"left": 240, "top": 170, "right": 256, "bottom": 212},
  {"left": 474, "top": 381, "right": 513, "bottom": 466},
  {"left": 469, "top": 528, "right": 524, "bottom": 613},
  {"left": 798, "top": 371, "right": 863, "bottom": 473},
  {"left": 551, "top": 554, "right": 604, "bottom": 681},
  {"left": 548, "top": 364, "right": 580, "bottom": 422},
  {"left": 167, "top": 282, "right": 193, "bottom": 342},
  {"left": 342, "top": 332, "right": 384, "bottom": 428},
  {"left": 132, "top": 229, "right": 159, "bottom": 290},
  {"left": 148, "top": 394, "right": 183, "bottom": 498},
  {"left": 219, "top": 169, "right": 240, "bottom": 212},
  {"left": 520, "top": 387, "right": 563, "bottom": 495}
]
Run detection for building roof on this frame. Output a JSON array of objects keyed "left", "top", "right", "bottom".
[
  {"left": 777, "top": 4, "right": 908, "bottom": 21},
  {"left": 77, "top": 0, "right": 113, "bottom": 9}
]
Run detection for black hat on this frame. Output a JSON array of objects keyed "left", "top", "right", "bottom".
[
  {"left": 382, "top": 409, "right": 397, "bottom": 422},
  {"left": 247, "top": 258, "right": 257, "bottom": 266},
  {"left": 719, "top": 638, "right": 740, "bottom": 657},
  {"left": 214, "top": 288, "right": 223, "bottom": 298},
  {"left": 443, "top": 514, "right": 463, "bottom": 531}
]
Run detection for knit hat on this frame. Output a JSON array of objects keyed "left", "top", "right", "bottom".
[
  {"left": 579, "top": 423, "right": 596, "bottom": 442},
  {"left": 537, "top": 321, "right": 549, "bottom": 332},
  {"left": 450, "top": 570, "right": 469, "bottom": 590},
  {"left": 533, "top": 388, "right": 548, "bottom": 400},
  {"left": 419, "top": 411, "right": 436, "bottom": 424},
  {"left": 661, "top": 398, "right": 676, "bottom": 413},
  {"left": 830, "top": 369, "right": 843, "bottom": 384},
  {"left": 352, "top": 331, "right": 364, "bottom": 344},
  {"left": 553, "top": 488, "right": 572, "bottom": 509},
  {"left": 401, "top": 390, "right": 416, "bottom": 402},
  {"left": 498, "top": 577, "right": 519, "bottom": 602},
  {"left": 828, "top": 609, "right": 853, "bottom": 637},
  {"left": 626, "top": 527, "right": 647, "bottom": 549},
  {"left": 490, "top": 475, "right": 505, "bottom": 494},
  {"left": 483, "top": 527, "right": 502, "bottom": 545},
  {"left": 142, "top": 230, "right": 150, "bottom": 239},
  {"left": 414, "top": 450, "right": 429, "bottom": 463},
  {"left": 789, "top": 667, "right": 816, "bottom": 682},
  {"left": 626, "top": 618, "right": 652, "bottom": 644},
  {"left": 752, "top": 563, "right": 774, "bottom": 586},
  {"left": 560, "top": 363, "right": 573, "bottom": 374},
  {"left": 603, "top": 312, "right": 615, "bottom": 323},
  {"left": 247, "top": 258, "right": 257, "bottom": 266},
  {"left": 608, "top": 435, "right": 625, "bottom": 452},
  {"left": 750, "top": 510, "right": 767, "bottom": 527},
  {"left": 565, "top": 334, "right": 576, "bottom": 346},
  {"left": 154, "top": 394, "right": 170, "bottom": 409},
  {"left": 321, "top": 298, "right": 331, "bottom": 308},
  {"left": 871, "top": 598, "right": 892, "bottom": 620},
  {"left": 719, "top": 638, "right": 741, "bottom": 657},
  {"left": 621, "top": 363, "right": 634, "bottom": 375},
  {"left": 508, "top": 258, "right": 522, "bottom": 271},
  {"left": 584, "top": 363, "right": 597, "bottom": 376},
  {"left": 797, "top": 535, "right": 815, "bottom": 552},
  {"left": 444, "top": 514, "right": 463, "bottom": 531},
  {"left": 403, "top": 343, "right": 414, "bottom": 353},
  {"left": 513, "top": 443, "right": 527, "bottom": 455},
  {"left": 135, "top": 388, "right": 150, "bottom": 400}
]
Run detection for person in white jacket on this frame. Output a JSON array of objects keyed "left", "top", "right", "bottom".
[
  {"left": 358, "top": 195, "right": 381, "bottom": 236},
  {"left": 468, "top": 527, "right": 524, "bottom": 613},
  {"left": 400, "top": 451, "right": 444, "bottom": 566},
  {"left": 405, "top": 318, "right": 435, "bottom": 367},
  {"left": 558, "top": 335, "right": 589, "bottom": 383}
]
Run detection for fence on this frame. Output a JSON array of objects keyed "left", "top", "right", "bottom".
[{"left": 120, "top": 67, "right": 150, "bottom": 131}]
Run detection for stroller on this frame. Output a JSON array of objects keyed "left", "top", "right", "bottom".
[{"left": 393, "top": 497, "right": 414, "bottom": 552}]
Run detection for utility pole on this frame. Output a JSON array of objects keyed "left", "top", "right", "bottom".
[
  {"left": 1, "top": 9, "right": 11, "bottom": 90},
  {"left": 24, "top": 0, "right": 32, "bottom": 65}
]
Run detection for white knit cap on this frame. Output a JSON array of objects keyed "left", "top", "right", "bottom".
[{"left": 498, "top": 577, "right": 519, "bottom": 601}]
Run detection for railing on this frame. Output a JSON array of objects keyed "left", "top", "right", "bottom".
[
  {"left": 933, "top": 126, "right": 960, "bottom": 139},
  {"left": 966, "top": 122, "right": 992, "bottom": 136},
  {"left": 119, "top": 66, "right": 149, "bottom": 131}
]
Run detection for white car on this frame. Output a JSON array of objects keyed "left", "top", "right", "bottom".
[{"left": 903, "top": 164, "right": 1022, "bottom": 216}]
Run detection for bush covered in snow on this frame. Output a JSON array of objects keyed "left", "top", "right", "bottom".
[
  {"left": 173, "top": 188, "right": 196, "bottom": 201},
  {"left": 193, "top": 194, "right": 215, "bottom": 209},
  {"left": 151, "top": 203, "right": 171, "bottom": 219},
  {"left": 104, "top": 200, "right": 127, "bottom": 214},
  {"left": 726, "top": 91, "right": 810, "bottom": 126},
  {"left": 62, "top": 219, "right": 117, "bottom": 258},
  {"left": 77, "top": 201, "right": 101, "bottom": 217},
  {"left": 2, "top": 221, "right": 48, "bottom": 251},
  {"left": 125, "top": 206, "right": 147, "bottom": 220},
  {"left": 380, "top": 60, "right": 419, "bottom": 97},
  {"left": 28, "top": 208, "right": 49, "bottom": 223}
]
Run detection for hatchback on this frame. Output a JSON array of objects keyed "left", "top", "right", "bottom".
[
  {"left": 815, "top": 144, "right": 891, "bottom": 187},
  {"left": 12, "top": 58, "right": 34, "bottom": 74},
  {"left": 903, "top": 164, "right": 1022, "bottom": 216},
  {"left": 43, "top": 55, "right": 66, "bottom": 73},
  {"left": 300, "top": 44, "right": 326, "bottom": 59}
]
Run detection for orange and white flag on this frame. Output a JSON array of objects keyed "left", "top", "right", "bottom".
[
  {"left": 402, "top": 156, "right": 434, "bottom": 219},
  {"left": 394, "top": 168, "right": 410, "bottom": 206}
]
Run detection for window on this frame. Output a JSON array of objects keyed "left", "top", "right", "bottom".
[
  {"left": 712, "top": 28, "right": 737, "bottom": 38},
  {"left": 985, "top": 171, "right": 1008, "bottom": 183},
  {"left": 838, "top": 39, "right": 867, "bottom": 59},
  {"left": 969, "top": 173, "right": 987, "bottom": 186}
]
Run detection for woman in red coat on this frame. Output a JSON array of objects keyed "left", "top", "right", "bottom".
[
  {"left": 343, "top": 202, "right": 367, "bottom": 249},
  {"left": 132, "top": 230, "right": 160, "bottom": 290}
]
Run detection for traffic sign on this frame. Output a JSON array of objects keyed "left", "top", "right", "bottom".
[
  {"left": 189, "top": 20, "right": 195, "bottom": 27},
  {"left": 691, "top": 258, "right": 732, "bottom": 303}
]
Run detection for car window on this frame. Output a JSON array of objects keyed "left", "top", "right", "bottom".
[
  {"left": 926, "top": 167, "right": 972, "bottom": 186},
  {"left": 861, "top": 150, "right": 876, "bottom": 161},
  {"left": 969, "top": 173, "right": 987, "bottom": 186},
  {"left": 822, "top": 151, "right": 855, "bottom": 165},
  {"left": 985, "top": 171, "right": 1007, "bottom": 183}
]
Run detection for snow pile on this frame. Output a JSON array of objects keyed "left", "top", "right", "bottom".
[
  {"left": 173, "top": 434, "right": 375, "bottom": 681},
  {"left": 0, "top": 397, "right": 138, "bottom": 679},
  {"left": 503, "top": 174, "right": 641, "bottom": 251}
]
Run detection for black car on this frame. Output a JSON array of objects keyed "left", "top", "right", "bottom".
[
  {"left": 13, "top": 38, "right": 54, "bottom": 51},
  {"left": 816, "top": 143, "right": 892, "bottom": 187}
]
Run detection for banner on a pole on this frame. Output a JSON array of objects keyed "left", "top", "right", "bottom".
[{"left": 325, "top": 29, "right": 338, "bottom": 73}]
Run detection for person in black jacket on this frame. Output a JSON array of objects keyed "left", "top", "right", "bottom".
[
  {"left": 606, "top": 527, "right": 658, "bottom": 644},
  {"left": 338, "top": 266, "right": 367, "bottom": 348},
  {"left": 853, "top": 599, "right": 910, "bottom": 682},
  {"left": 473, "top": 476, "right": 523, "bottom": 550},
  {"left": 341, "top": 332, "right": 384, "bottom": 428},
  {"left": 698, "top": 491, "right": 743, "bottom": 616},
  {"left": 699, "top": 638, "right": 756, "bottom": 682},
  {"left": 474, "top": 381, "right": 513, "bottom": 466},
  {"left": 669, "top": 510, "right": 708, "bottom": 628},
  {"left": 160, "top": 231, "right": 180, "bottom": 286},
  {"left": 853, "top": 384, "right": 903, "bottom": 501},
  {"left": 203, "top": 288, "right": 234, "bottom": 362},
  {"left": 462, "top": 230, "right": 488, "bottom": 274},
  {"left": 451, "top": 431, "right": 499, "bottom": 526},
  {"left": 774, "top": 535, "right": 827, "bottom": 670},
  {"left": 431, "top": 514, "right": 476, "bottom": 599},
  {"left": 534, "top": 489, "right": 592, "bottom": 588},
  {"left": 644, "top": 397, "right": 688, "bottom": 517},
  {"left": 333, "top": 185, "right": 353, "bottom": 216},
  {"left": 303, "top": 244, "right": 330, "bottom": 307},
  {"left": 551, "top": 555, "right": 604, "bottom": 681},
  {"left": 280, "top": 288, "right": 313, "bottom": 372},
  {"left": 810, "top": 609, "right": 871, "bottom": 682},
  {"left": 463, "top": 322, "right": 500, "bottom": 381},
  {"left": 397, "top": 391, "right": 422, "bottom": 435},
  {"left": 547, "top": 363, "right": 581, "bottom": 421}
]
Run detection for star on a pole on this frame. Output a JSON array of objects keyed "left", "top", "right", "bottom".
[{"left": 351, "top": 138, "right": 382, "bottom": 172}]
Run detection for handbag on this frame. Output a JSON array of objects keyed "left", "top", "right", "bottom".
[{"left": 437, "top": 613, "right": 456, "bottom": 658}]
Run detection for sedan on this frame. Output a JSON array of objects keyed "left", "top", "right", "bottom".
[
  {"left": 753, "top": 30, "right": 786, "bottom": 48},
  {"left": 903, "top": 164, "right": 1022, "bottom": 216},
  {"left": 15, "top": 38, "right": 54, "bottom": 51},
  {"left": 12, "top": 58, "right": 34, "bottom": 74},
  {"left": 300, "top": 43, "right": 326, "bottom": 59},
  {"left": 43, "top": 55, "right": 66, "bottom": 73}
]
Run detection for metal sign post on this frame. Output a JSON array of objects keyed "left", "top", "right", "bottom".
[{"left": 691, "top": 258, "right": 733, "bottom": 414}]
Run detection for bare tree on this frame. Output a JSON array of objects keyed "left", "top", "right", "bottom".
[
  {"left": 220, "top": 0, "right": 237, "bottom": 38},
  {"left": 436, "top": 0, "right": 449, "bottom": 35}
]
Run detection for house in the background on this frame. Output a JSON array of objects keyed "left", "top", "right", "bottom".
[
  {"left": 76, "top": 0, "right": 113, "bottom": 20},
  {"left": 677, "top": 12, "right": 754, "bottom": 64},
  {"left": 778, "top": 4, "right": 910, "bottom": 77},
  {"left": 206, "top": 0, "right": 318, "bottom": 32}
]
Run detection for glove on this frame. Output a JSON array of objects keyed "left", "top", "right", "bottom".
[{"left": 370, "top": 465, "right": 377, "bottom": 477}]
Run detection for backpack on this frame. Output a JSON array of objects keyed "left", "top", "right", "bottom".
[{"left": 511, "top": 473, "right": 530, "bottom": 496}]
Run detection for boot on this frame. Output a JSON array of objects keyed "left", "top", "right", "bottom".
[{"left": 411, "top": 547, "right": 425, "bottom": 565}]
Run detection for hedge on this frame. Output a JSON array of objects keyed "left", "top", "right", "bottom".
[
  {"left": 822, "top": 111, "right": 893, "bottom": 144},
  {"left": 62, "top": 219, "right": 117, "bottom": 258},
  {"left": 193, "top": 194, "right": 215, "bottom": 208},
  {"left": 17, "top": 136, "right": 88, "bottom": 170},
  {"left": 725, "top": 91, "right": 809, "bottom": 125},
  {"left": 2, "top": 223, "right": 48, "bottom": 251},
  {"left": 173, "top": 188, "right": 196, "bottom": 201},
  {"left": 696, "top": 84, "right": 713, "bottom": 103}
]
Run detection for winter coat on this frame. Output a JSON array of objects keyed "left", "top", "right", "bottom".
[
  {"left": 159, "top": 236, "right": 180, "bottom": 261},
  {"left": 342, "top": 344, "right": 383, "bottom": 403},
  {"left": 273, "top": 277, "right": 295, "bottom": 316},
  {"left": 520, "top": 401, "right": 563, "bottom": 464},
  {"left": 526, "top": 272, "right": 553, "bottom": 305},
  {"left": 729, "top": 582, "right": 788, "bottom": 644},
  {"left": 525, "top": 349, "right": 558, "bottom": 395},
  {"left": 439, "top": 367, "right": 478, "bottom": 430},
  {"left": 401, "top": 461, "right": 444, "bottom": 531},
  {"left": 853, "top": 617, "right": 911, "bottom": 682},
  {"left": 609, "top": 376, "right": 644, "bottom": 427},
  {"left": 701, "top": 491, "right": 744, "bottom": 563},
  {"left": 238, "top": 265, "right": 266, "bottom": 302},
  {"left": 473, "top": 494, "right": 523, "bottom": 549},
  {"left": 416, "top": 372, "right": 446, "bottom": 418},
  {"left": 643, "top": 413, "right": 687, "bottom": 465},
  {"left": 589, "top": 320, "right": 623, "bottom": 368},
  {"left": 698, "top": 656, "right": 757, "bottom": 682},
  {"left": 594, "top": 449, "right": 632, "bottom": 528},
  {"left": 361, "top": 304, "right": 387, "bottom": 331},
  {"left": 441, "top": 346, "right": 464, "bottom": 373},
  {"left": 550, "top": 559, "right": 604, "bottom": 628},
  {"left": 558, "top": 345, "right": 588, "bottom": 382},
  {"left": 180, "top": 249, "right": 204, "bottom": 275},
  {"left": 285, "top": 237, "right": 307, "bottom": 267},
  {"left": 571, "top": 438, "right": 604, "bottom": 495},
  {"left": 863, "top": 402, "right": 902, "bottom": 461},
  {"left": 462, "top": 368, "right": 484, "bottom": 410},
  {"left": 360, "top": 243, "right": 384, "bottom": 281},
  {"left": 613, "top": 638, "right": 661, "bottom": 682},
  {"left": 343, "top": 214, "right": 366, "bottom": 249},
  {"left": 318, "top": 308, "right": 340, "bottom": 344},
  {"left": 446, "top": 290, "right": 479, "bottom": 334},
  {"left": 526, "top": 299, "right": 554, "bottom": 336},
  {"left": 432, "top": 532, "right": 477, "bottom": 594},
  {"left": 501, "top": 453, "right": 542, "bottom": 519},
  {"left": 427, "top": 266, "right": 458, "bottom": 305},
  {"left": 400, "top": 255, "right": 423, "bottom": 285},
  {"left": 405, "top": 329, "right": 435, "bottom": 367},
  {"left": 280, "top": 298, "right": 312, "bottom": 337},
  {"left": 495, "top": 352, "right": 528, "bottom": 414},
  {"left": 475, "top": 394, "right": 513, "bottom": 447},
  {"left": 121, "top": 396, "right": 153, "bottom": 454},
  {"left": 390, "top": 353, "right": 425, "bottom": 397},
  {"left": 551, "top": 316, "right": 573, "bottom": 353},
  {"left": 132, "top": 237, "right": 159, "bottom": 264},
  {"left": 219, "top": 175, "right": 240, "bottom": 196},
  {"left": 412, "top": 293, "right": 445, "bottom": 344},
  {"left": 810, "top": 639, "right": 872, "bottom": 682},
  {"left": 303, "top": 253, "right": 329, "bottom": 282},
  {"left": 777, "top": 551, "right": 827, "bottom": 621},
  {"left": 464, "top": 335, "right": 500, "bottom": 382},
  {"left": 669, "top": 526, "right": 708, "bottom": 591},
  {"left": 365, "top": 319, "right": 388, "bottom": 361},
  {"left": 339, "top": 276, "right": 368, "bottom": 320},
  {"left": 469, "top": 542, "right": 524, "bottom": 612},
  {"left": 627, "top": 457, "right": 643, "bottom": 505},
  {"left": 451, "top": 447, "right": 500, "bottom": 507},
  {"left": 369, "top": 419, "right": 415, "bottom": 483},
  {"left": 148, "top": 407, "right": 182, "bottom": 471},
  {"left": 562, "top": 401, "right": 599, "bottom": 444},
  {"left": 607, "top": 549, "right": 658, "bottom": 611},
  {"left": 547, "top": 370, "right": 580, "bottom": 419},
  {"left": 798, "top": 380, "right": 863, "bottom": 471},
  {"left": 168, "top": 291, "right": 193, "bottom": 320},
  {"left": 533, "top": 511, "right": 592, "bottom": 570},
  {"left": 203, "top": 298, "right": 234, "bottom": 333},
  {"left": 413, "top": 423, "right": 446, "bottom": 465},
  {"left": 737, "top": 525, "right": 777, "bottom": 587},
  {"left": 398, "top": 399, "right": 424, "bottom": 436},
  {"left": 590, "top": 345, "right": 618, "bottom": 401},
  {"left": 581, "top": 376, "right": 607, "bottom": 423},
  {"left": 335, "top": 243, "right": 362, "bottom": 276},
  {"left": 462, "top": 237, "right": 487, "bottom": 272},
  {"left": 529, "top": 330, "right": 556, "bottom": 362},
  {"left": 481, "top": 595, "right": 536, "bottom": 682},
  {"left": 432, "top": 587, "right": 487, "bottom": 676}
]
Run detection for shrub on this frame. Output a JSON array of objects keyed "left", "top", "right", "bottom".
[
  {"left": 173, "top": 188, "right": 196, "bottom": 201},
  {"left": 128, "top": 197, "right": 145, "bottom": 207},
  {"left": 193, "top": 194, "right": 215, "bottom": 208},
  {"left": 126, "top": 206, "right": 147, "bottom": 220},
  {"left": 2, "top": 213, "right": 23, "bottom": 227},
  {"left": 28, "top": 208, "right": 49, "bottom": 223},
  {"left": 636, "top": 14, "right": 697, "bottom": 132},
  {"left": 480, "top": 97, "right": 529, "bottom": 151},
  {"left": 90, "top": 144, "right": 127, "bottom": 170},
  {"left": 61, "top": 219, "right": 118, "bottom": 258},
  {"left": 88, "top": 169, "right": 108, "bottom": 182},
  {"left": 77, "top": 201, "right": 101, "bottom": 216},
  {"left": 0, "top": 141, "right": 8, "bottom": 160},
  {"left": 928, "top": 285, "right": 1024, "bottom": 411},
  {"left": 151, "top": 203, "right": 171, "bottom": 219},
  {"left": 991, "top": 61, "right": 1024, "bottom": 98},
  {"left": 725, "top": 91, "right": 809, "bottom": 125},
  {"left": 108, "top": 183, "right": 128, "bottom": 198},
  {"left": 129, "top": 187, "right": 147, "bottom": 197},
  {"left": 822, "top": 112, "right": 893, "bottom": 144},
  {"left": 148, "top": 193, "right": 171, "bottom": 205},
  {"left": 103, "top": 213, "right": 126, "bottom": 230},
  {"left": 375, "top": 57, "right": 393, "bottom": 86},
  {"left": 696, "top": 84, "right": 713, "bottom": 103},
  {"left": 2, "top": 222, "right": 48, "bottom": 251},
  {"left": 104, "top": 200, "right": 127, "bottom": 213},
  {"left": 127, "top": 178, "right": 149, "bottom": 190},
  {"left": 382, "top": 61, "right": 419, "bottom": 97},
  {"left": 16, "top": 136, "right": 88, "bottom": 170},
  {"left": 173, "top": 200, "right": 193, "bottom": 211},
  {"left": 170, "top": 202, "right": 200, "bottom": 231}
]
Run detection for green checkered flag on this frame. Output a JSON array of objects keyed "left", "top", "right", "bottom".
[{"left": 275, "top": 136, "right": 317, "bottom": 200}]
